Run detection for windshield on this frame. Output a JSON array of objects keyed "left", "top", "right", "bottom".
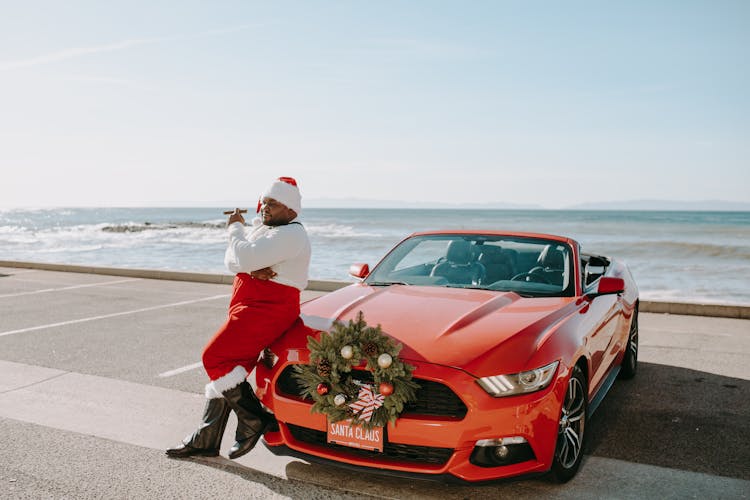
[{"left": 365, "top": 234, "right": 575, "bottom": 297}]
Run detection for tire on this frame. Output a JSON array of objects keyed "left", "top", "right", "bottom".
[
  {"left": 550, "top": 365, "right": 587, "bottom": 483},
  {"left": 619, "top": 309, "right": 638, "bottom": 380}
]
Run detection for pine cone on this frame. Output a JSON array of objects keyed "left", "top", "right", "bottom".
[
  {"left": 362, "top": 341, "right": 378, "bottom": 357},
  {"left": 317, "top": 359, "right": 332, "bottom": 377}
]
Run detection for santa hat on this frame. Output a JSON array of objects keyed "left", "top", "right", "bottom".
[{"left": 258, "top": 176, "right": 302, "bottom": 214}]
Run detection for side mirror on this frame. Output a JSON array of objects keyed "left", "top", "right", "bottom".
[
  {"left": 349, "top": 263, "right": 370, "bottom": 280},
  {"left": 586, "top": 276, "right": 624, "bottom": 300}
]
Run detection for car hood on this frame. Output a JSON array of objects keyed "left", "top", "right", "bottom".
[{"left": 299, "top": 284, "right": 577, "bottom": 376}]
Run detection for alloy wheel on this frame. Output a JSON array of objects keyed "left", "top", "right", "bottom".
[{"left": 557, "top": 374, "right": 586, "bottom": 469}]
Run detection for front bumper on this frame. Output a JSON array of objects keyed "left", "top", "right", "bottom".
[{"left": 256, "top": 358, "right": 566, "bottom": 482}]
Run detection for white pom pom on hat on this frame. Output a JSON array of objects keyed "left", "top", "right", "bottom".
[{"left": 258, "top": 176, "right": 302, "bottom": 214}]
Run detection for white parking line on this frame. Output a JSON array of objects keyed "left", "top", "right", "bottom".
[
  {"left": 1, "top": 269, "right": 39, "bottom": 275},
  {"left": 0, "top": 294, "right": 229, "bottom": 338},
  {"left": 158, "top": 362, "right": 203, "bottom": 378},
  {"left": 0, "top": 278, "right": 139, "bottom": 299}
]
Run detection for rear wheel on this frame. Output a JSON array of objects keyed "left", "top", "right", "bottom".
[
  {"left": 550, "top": 365, "right": 587, "bottom": 483},
  {"left": 619, "top": 309, "right": 638, "bottom": 379}
]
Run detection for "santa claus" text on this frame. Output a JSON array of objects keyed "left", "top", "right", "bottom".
[{"left": 328, "top": 422, "right": 381, "bottom": 442}]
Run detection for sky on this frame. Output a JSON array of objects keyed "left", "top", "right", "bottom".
[{"left": 1, "top": 1, "right": 748, "bottom": 209}]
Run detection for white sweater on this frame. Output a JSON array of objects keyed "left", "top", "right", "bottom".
[{"left": 224, "top": 217, "right": 311, "bottom": 291}]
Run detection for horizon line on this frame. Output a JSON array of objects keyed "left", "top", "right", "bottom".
[
  {"left": 2, "top": 203, "right": 750, "bottom": 213},
  {"left": 3, "top": 197, "right": 749, "bottom": 211}
]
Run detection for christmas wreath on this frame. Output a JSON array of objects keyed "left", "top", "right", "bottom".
[{"left": 293, "top": 311, "right": 419, "bottom": 429}]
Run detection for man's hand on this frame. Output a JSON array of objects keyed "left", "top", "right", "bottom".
[
  {"left": 250, "top": 267, "right": 277, "bottom": 280},
  {"left": 225, "top": 208, "right": 247, "bottom": 226}
]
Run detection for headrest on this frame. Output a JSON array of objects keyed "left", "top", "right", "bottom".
[
  {"left": 537, "top": 244, "right": 565, "bottom": 269},
  {"left": 446, "top": 240, "right": 472, "bottom": 265},
  {"left": 478, "top": 245, "right": 509, "bottom": 264}
]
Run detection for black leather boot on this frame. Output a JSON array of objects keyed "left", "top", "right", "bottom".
[
  {"left": 222, "top": 381, "right": 277, "bottom": 459},
  {"left": 166, "top": 397, "right": 231, "bottom": 458}
]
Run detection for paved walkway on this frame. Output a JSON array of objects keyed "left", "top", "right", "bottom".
[{"left": 1, "top": 267, "right": 748, "bottom": 499}]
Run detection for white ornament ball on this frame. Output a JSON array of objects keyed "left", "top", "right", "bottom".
[
  {"left": 334, "top": 394, "right": 346, "bottom": 406},
  {"left": 340, "top": 345, "right": 354, "bottom": 360},
  {"left": 377, "top": 353, "right": 393, "bottom": 369}
]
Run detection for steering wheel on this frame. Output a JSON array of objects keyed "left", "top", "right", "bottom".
[{"left": 510, "top": 268, "right": 552, "bottom": 284}]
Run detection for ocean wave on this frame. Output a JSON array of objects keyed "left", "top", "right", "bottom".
[
  {"left": 0, "top": 222, "right": 228, "bottom": 250},
  {"left": 101, "top": 221, "right": 224, "bottom": 232},
  {"left": 305, "top": 223, "right": 383, "bottom": 239},
  {"left": 0, "top": 225, "right": 27, "bottom": 235},
  {"left": 49, "top": 220, "right": 388, "bottom": 241},
  {"left": 599, "top": 240, "right": 750, "bottom": 260},
  {"left": 36, "top": 244, "right": 106, "bottom": 253},
  {"left": 2, "top": 207, "right": 749, "bottom": 305}
]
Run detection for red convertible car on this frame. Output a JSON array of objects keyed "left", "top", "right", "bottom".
[{"left": 256, "top": 230, "right": 639, "bottom": 483}]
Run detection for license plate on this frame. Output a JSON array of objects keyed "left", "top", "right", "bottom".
[{"left": 327, "top": 420, "right": 384, "bottom": 452}]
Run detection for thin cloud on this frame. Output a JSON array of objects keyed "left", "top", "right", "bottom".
[
  {"left": 355, "top": 37, "right": 485, "bottom": 59},
  {"left": 0, "top": 24, "right": 257, "bottom": 72},
  {"left": 59, "top": 74, "right": 153, "bottom": 91},
  {"left": 0, "top": 39, "right": 158, "bottom": 71},
  {"left": 198, "top": 24, "right": 257, "bottom": 37}
]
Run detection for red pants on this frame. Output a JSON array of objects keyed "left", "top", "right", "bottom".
[{"left": 202, "top": 273, "right": 300, "bottom": 381}]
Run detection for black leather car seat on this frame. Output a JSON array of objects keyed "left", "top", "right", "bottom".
[
  {"left": 430, "top": 240, "right": 485, "bottom": 285},
  {"left": 478, "top": 246, "right": 516, "bottom": 284},
  {"left": 530, "top": 244, "right": 565, "bottom": 285}
]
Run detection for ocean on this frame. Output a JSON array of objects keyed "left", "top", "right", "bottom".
[{"left": 1, "top": 207, "right": 749, "bottom": 305}]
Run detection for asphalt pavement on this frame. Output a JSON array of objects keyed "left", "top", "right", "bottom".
[{"left": 1, "top": 266, "right": 748, "bottom": 499}]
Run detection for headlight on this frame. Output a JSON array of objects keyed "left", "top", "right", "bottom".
[{"left": 477, "top": 361, "right": 559, "bottom": 397}]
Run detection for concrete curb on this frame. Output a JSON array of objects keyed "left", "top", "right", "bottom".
[
  {"left": 2, "top": 260, "right": 749, "bottom": 319},
  {"left": 0, "top": 260, "right": 346, "bottom": 293},
  {"left": 640, "top": 300, "right": 750, "bottom": 320}
]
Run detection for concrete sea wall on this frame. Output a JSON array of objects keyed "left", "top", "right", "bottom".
[{"left": 2, "top": 260, "right": 748, "bottom": 320}]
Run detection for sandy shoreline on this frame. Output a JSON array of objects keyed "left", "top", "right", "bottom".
[{"left": 2, "top": 259, "right": 749, "bottom": 320}]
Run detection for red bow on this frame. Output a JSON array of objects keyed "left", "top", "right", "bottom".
[{"left": 348, "top": 384, "right": 385, "bottom": 422}]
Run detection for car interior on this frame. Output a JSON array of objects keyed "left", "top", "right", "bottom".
[
  {"left": 580, "top": 254, "right": 610, "bottom": 288},
  {"left": 368, "top": 235, "right": 578, "bottom": 297}
]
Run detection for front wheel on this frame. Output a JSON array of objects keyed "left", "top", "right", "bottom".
[{"left": 550, "top": 365, "right": 587, "bottom": 483}]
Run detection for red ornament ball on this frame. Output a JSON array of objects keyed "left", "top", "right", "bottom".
[
  {"left": 316, "top": 383, "right": 330, "bottom": 395},
  {"left": 378, "top": 382, "right": 394, "bottom": 396}
]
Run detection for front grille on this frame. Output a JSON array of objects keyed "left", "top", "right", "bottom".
[
  {"left": 277, "top": 365, "right": 468, "bottom": 419},
  {"left": 287, "top": 423, "right": 453, "bottom": 465}
]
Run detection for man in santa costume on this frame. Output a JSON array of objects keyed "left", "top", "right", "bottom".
[{"left": 167, "top": 176, "right": 311, "bottom": 460}]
